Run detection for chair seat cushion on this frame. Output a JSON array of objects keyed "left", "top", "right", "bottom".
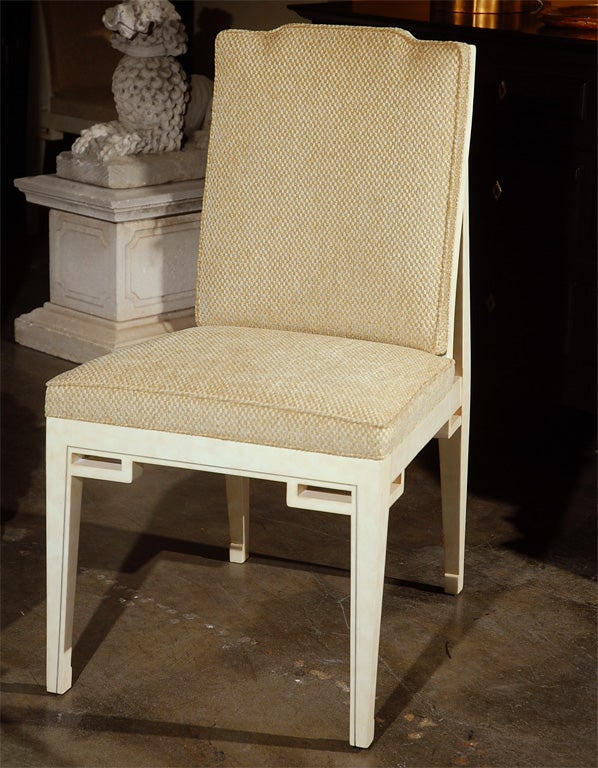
[{"left": 45, "top": 326, "right": 455, "bottom": 460}]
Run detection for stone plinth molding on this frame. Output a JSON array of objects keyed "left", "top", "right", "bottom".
[{"left": 13, "top": 175, "right": 203, "bottom": 363}]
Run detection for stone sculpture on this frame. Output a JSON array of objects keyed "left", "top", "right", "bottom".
[{"left": 72, "top": 0, "right": 190, "bottom": 162}]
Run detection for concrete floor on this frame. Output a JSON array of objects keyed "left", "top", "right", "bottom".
[{"left": 1, "top": 230, "right": 597, "bottom": 767}]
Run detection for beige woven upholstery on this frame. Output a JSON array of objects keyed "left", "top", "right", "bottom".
[
  {"left": 44, "top": 24, "right": 475, "bottom": 749},
  {"left": 197, "top": 24, "right": 473, "bottom": 355},
  {"left": 46, "top": 325, "right": 455, "bottom": 460}
]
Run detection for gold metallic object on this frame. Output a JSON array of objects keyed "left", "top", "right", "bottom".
[
  {"left": 441, "top": 0, "right": 542, "bottom": 12},
  {"left": 430, "top": 0, "right": 544, "bottom": 28}
]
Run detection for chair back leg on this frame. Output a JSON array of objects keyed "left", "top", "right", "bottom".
[
  {"left": 225, "top": 475, "right": 250, "bottom": 564},
  {"left": 439, "top": 415, "right": 469, "bottom": 595},
  {"left": 439, "top": 202, "right": 470, "bottom": 597}
]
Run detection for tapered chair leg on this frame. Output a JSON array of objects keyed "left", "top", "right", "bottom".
[
  {"left": 439, "top": 418, "right": 469, "bottom": 596},
  {"left": 349, "top": 470, "right": 390, "bottom": 748},
  {"left": 46, "top": 437, "right": 82, "bottom": 694},
  {"left": 225, "top": 475, "right": 250, "bottom": 564}
]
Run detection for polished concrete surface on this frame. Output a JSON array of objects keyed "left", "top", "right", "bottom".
[{"left": 1, "top": 230, "right": 597, "bottom": 766}]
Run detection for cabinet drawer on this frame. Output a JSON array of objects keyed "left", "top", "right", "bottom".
[{"left": 497, "top": 69, "right": 588, "bottom": 122}]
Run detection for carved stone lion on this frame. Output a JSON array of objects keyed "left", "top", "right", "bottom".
[{"left": 72, "top": 0, "right": 189, "bottom": 162}]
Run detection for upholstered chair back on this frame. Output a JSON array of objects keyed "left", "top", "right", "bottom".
[{"left": 196, "top": 24, "right": 473, "bottom": 356}]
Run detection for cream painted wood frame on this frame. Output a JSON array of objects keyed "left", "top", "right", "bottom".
[{"left": 45, "top": 194, "right": 470, "bottom": 750}]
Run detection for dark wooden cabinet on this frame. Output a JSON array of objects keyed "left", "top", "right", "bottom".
[{"left": 289, "top": 2, "right": 597, "bottom": 492}]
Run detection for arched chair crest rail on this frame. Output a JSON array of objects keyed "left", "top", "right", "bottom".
[{"left": 44, "top": 24, "right": 476, "bottom": 749}]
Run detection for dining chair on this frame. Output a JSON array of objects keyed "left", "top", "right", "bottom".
[{"left": 44, "top": 23, "right": 476, "bottom": 748}]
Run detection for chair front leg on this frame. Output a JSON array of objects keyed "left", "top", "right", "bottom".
[
  {"left": 225, "top": 475, "right": 250, "bottom": 563},
  {"left": 46, "top": 438, "right": 82, "bottom": 694},
  {"left": 350, "top": 468, "right": 390, "bottom": 748}
]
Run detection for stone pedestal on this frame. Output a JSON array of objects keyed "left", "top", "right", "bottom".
[{"left": 13, "top": 175, "right": 204, "bottom": 363}]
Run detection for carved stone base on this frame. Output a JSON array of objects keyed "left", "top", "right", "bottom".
[
  {"left": 15, "top": 303, "right": 196, "bottom": 364},
  {"left": 13, "top": 174, "right": 204, "bottom": 362},
  {"left": 56, "top": 134, "right": 209, "bottom": 189},
  {"left": 47, "top": 208, "right": 201, "bottom": 322}
]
